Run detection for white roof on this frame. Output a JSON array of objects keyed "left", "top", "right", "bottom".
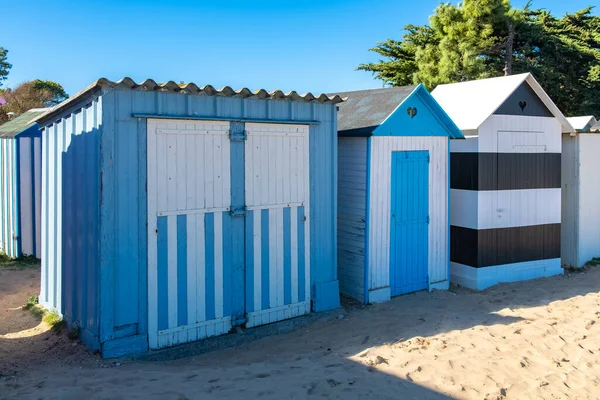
[
  {"left": 431, "top": 73, "right": 574, "bottom": 133},
  {"left": 566, "top": 116, "right": 597, "bottom": 132}
]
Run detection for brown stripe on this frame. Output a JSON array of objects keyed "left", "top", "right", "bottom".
[
  {"left": 451, "top": 153, "right": 561, "bottom": 191},
  {"left": 450, "top": 224, "right": 561, "bottom": 268}
]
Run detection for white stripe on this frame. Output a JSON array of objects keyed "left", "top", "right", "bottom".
[
  {"left": 204, "top": 135, "right": 215, "bottom": 208},
  {"left": 176, "top": 134, "right": 187, "bottom": 211},
  {"left": 196, "top": 214, "right": 206, "bottom": 322},
  {"left": 290, "top": 207, "right": 298, "bottom": 304},
  {"left": 34, "top": 137, "right": 42, "bottom": 258},
  {"left": 451, "top": 188, "right": 561, "bottom": 229},
  {"left": 276, "top": 207, "right": 284, "bottom": 307},
  {"left": 186, "top": 213, "right": 197, "bottom": 324},
  {"left": 245, "top": 136, "right": 254, "bottom": 207},
  {"left": 221, "top": 133, "right": 231, "bottom": 210},
  {"left": 213, "top": 212, "right": 224, "bottom": 319},
  {"left": 268, "top": 208, "right": 277, "bottom": 308},
  {"left": 253, "top": 210, "right": 262, "bottom": 312},
  {"left": 167, "top": 215, "right": 178, "bottom": 328},
  {"left": 156, "top": 133, "right": 168, "bottom": 213}
]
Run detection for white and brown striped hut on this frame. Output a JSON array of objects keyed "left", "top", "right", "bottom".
[{"left": 432, "top": 73, "right": 573, "bottom": 290}]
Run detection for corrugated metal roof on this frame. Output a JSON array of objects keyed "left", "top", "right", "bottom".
[
  {"left": 331, "top": 86, "right": 418, "bottom": 135},
  {"left": 35, "top": 77, "right": 345, "bottom": 126},
  {"left": 0, "top": 108, "right": 49, "bottom": 138},
  {"left": 431, "top": 73, "right": 574, "bottom": 133},
  {"left": 567, "top": 116, "right": 597, "bottom": 132}
]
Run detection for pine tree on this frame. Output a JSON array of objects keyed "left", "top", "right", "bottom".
[{"left": 358, "top": 2, "right": 600, "bottom": 116}]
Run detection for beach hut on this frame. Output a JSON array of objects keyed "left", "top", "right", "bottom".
[
  {"left": 335, "top": 85, "right": 464, "bottom": 303},
  {"left": 432, "top": 73, "right": 573, "bottom": 290},
  {"left": 562, "top": 116, "right": 600, "bottom": 268},
  {"left": 35, "top": 78, "right": 343, "bottom": 357},
  {"left": 0, "top": 108, "right": 46, "bottom": 258}
]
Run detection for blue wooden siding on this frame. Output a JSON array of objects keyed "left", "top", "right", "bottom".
[
  {"left": 39, "top": 100, "right": 102, "bottom": 351},
  {"left": 390, "top": 151, "right": 430, "bottom": 296},
  {"left": 337, "top": 137, "right": 367, "bottom": 301},
  {"left": 38, "top": 88, "right": 338, "bottom": 356}
]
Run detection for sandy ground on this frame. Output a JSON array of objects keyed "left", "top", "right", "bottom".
[{"left": 1, "top": 263, "right": 600, "bottom": 399}]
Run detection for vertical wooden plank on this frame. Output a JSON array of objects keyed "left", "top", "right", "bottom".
[
  {"left": 213, "top": 134, "right": 224, "bottom": 208},
  {"left": 146, "top": 121, "right": 159, "bottom": 347},
  {"left": 276, "top": 207, "right": 284, "bottom": 307},
  {"left": 290, "top": 206, "right": 298, "bottom": 304},
  {"left": 213, "top": 211, "right": 224, "bottom": 318},
  {"left": 221, "top": 133, "right": 231, "bottom": 209},
  {"left": 156, "top": 133, "right": 168, "bottom": 213},
  {"left": 204, "top": 134, "right": 215, "bottom": 208},
  {"left": 176, "top": 134, "right": 187, "bottom": 211},
  {"left": 303, "top": 131, "right": 311, "bottom": 302},
  {"left": 186, "top": 213, "right": 197, "bottom": 324},
  {"left": 167, "top": 214, "right": 178, "bottom": 328},
  {"left": 253, "top": 209, "right": 262, "bottom": 312},
  {"left": 268, "top": 208, "right": 277, "bottom": 308},
  {"left": 166, "top": 134, "right": 178, "bottom": 212},
  {"left": 196, "top": 213, "right": 206, "bottom": 322},
  {"left": 195, "top": 134, "right": 205, "bottom": 210},
  {"left": 245, "top": 135, "right": 254, "bottom": 207}
]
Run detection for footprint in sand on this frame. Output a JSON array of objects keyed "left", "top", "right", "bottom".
[{"left": 585, "top": 320, "right": 596, "bottom": 330}]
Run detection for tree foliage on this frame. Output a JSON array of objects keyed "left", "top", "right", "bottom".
[
  {"left": 0, "top": 80, "right": 68, "bottom": 124},
  {"left": 0, "top": 47, "right": 10, "bottom": 87},
  {"left": 358, "top": 1, "right": 600, "bottom": 116}
]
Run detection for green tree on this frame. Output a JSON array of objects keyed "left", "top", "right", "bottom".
[
  {"left": 0, "top": 47, "right": 10, "bottom": 87},
  {"left": 0, "top": 80, "right": 68, "bottom": 124},
  {"left": 358, "top": 1, "right": 600, "bottom": 116}
]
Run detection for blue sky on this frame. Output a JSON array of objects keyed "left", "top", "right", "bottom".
[{"left": 2, "top": 0, "right": 597, "bottom": 96}]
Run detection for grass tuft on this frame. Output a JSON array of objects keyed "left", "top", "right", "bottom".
[
  {"left": 0, "top": 252, "right": 40, "bottom": 270},
  {"left": 43, "top": 310, "right": 65, "bottom": 333}
]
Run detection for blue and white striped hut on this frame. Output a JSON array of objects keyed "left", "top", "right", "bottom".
[
  {"left": 0, "top": 108, "right": 46, "bottom": 258},
  {"left": 35, "top": 78, "right": 344, "bottom": 357}
]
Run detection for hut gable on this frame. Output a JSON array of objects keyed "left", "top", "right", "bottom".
[
  {"left": 334, "top": 85, "right": 463, "bottom": 139},
  {"left": 494, "top": 82, "right": 553, "bottom": 117},
  {"left": 431, "top": 73, "right": 573, "bottom": 134}
]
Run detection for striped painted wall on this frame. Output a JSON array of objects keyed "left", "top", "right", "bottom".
[
  {"left": 147, "top": 120, "right": 313, "bottom": 349},
  {"left": 337, "top": 137, "right": 367, "bottom": 301},
  {"left": 450, "top": 115, "right": 563, "bottom": 290},
  {"left": 40, "top": 100, "right": 102, "bottom": 348},
  {"left": 368, "top": 136, "right": 449, "bottom": 301},
  {"left": 0, "top": 138, "right": 18, "bottom": 258}
]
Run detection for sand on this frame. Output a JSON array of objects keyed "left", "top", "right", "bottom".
[{"left": 1, "top": 263, "right": 600, "bottom": 399}]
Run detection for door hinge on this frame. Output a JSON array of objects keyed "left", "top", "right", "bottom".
[
  {"left": 229, "top": 130, "right": 247, "bottom": 141},
  {"left": 230, "top": 208, "right": 247, "bottom": 217},
  {"left": 426, "top": 215, "right": 430, "bottom": 224}
]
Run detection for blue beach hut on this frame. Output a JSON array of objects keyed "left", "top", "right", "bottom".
[
  {"left": 35, "top": 78, "right": 344, "bottom": 357},
  {"left": 0, "top": 108, "right": 46, "bottom": 258},
  {"left": 334, "top": 85, "right": 463, "bottom": 303}
]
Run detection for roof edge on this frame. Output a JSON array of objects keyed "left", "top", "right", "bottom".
[{"left": 34, "top": 77, "right": 345, "bottom": 127}]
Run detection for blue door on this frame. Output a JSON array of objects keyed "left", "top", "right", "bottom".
[{"left": 390, "top": 151, "right": 429, "bottom": 296}]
